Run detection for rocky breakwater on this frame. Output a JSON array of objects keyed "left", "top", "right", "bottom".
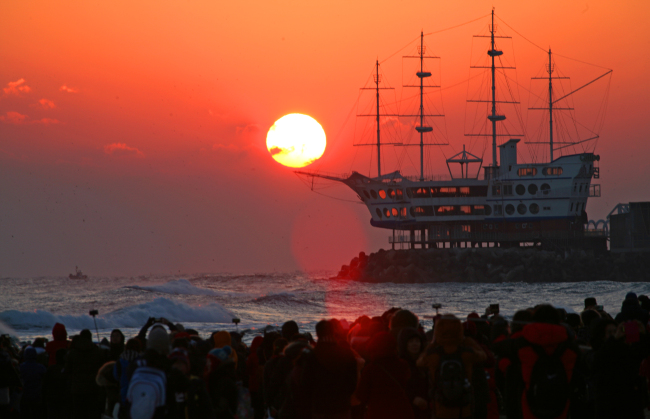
[{"left": 335, "top": 249, "right": 650, "bottom": 283}]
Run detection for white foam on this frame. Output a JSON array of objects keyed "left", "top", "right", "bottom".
[
  {"left": 0, "top": 297, "right": 235, "bottom": 330},
  {"left": 125, "top": 279, "right": 225, "bottom": 296}
]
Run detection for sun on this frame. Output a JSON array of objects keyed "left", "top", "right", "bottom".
[{"left": 266, "top": 113, "right": 326, "bottom": 168}]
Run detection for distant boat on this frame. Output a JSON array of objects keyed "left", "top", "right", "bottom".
[{"left": 69, "top": 266, "right": 88, "bottom": 280}]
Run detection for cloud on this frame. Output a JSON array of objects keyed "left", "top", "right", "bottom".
[
  {"left": 0, "top": 112, "right": 59, "bottom": 125},
  {"left": 212, "top": 143, "right": 240, "bottom": 152},
  {"left": 59, "top": 84, "right": 78, "bottom": 93},
  {"left": 33, "top": 118, "right": 60, "bottom": 125},
  {"left": 35, "top": 98, "right": 56, "bottom": 109},
  {"left": 269, "top": 146, "right": 287, "bottom": 156},
  {"left": 103, "top": 142, "right": 144, "bottom": 157},
  {"left": 3, "top": 79, "right": 31, "bottom": 95},
  {"left": 0, "top": 111, "right": 27, "bottom": 124}
]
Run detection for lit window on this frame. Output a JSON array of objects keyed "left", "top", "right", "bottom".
[
  {"left": 388, "top": 189, "right": 395, "bottom": 199},
  {"left": 542, "top": 167, "right": 563, "bottom": 175},
  {"left": 401, "top": 207, "right": 407, "bottom": 217},
  {"left": 517, "top": 167, "right": 537, "bottom": 176},
  {"left": 391, "top": 208, "right": 398, "bottom": 217},
  {"left": 528, "top": 184, "right": 538, "bottom": 195},
  {"left": 516, "top": 184, "right": 526, "bottom": 195},
  {"left": 492, "top": 185, "right": 501, "bottom": 196},
  {"left": 384, "top": 208, "right": 390, "bottom": 218},
  {"left": 505, "top": 204, "right": 515, "bottom": 215},
  {"left": 379, "top": 189, "right": 387, "bottom": 199},
  {"left": 460, "top": 206, "right": 471, "bottom": 214},
  {"left": 459, "top": 187, "right": 470, "bottom": 195},
  {"left": 396, "top": 189, "right": 404, "bottom": 199}
]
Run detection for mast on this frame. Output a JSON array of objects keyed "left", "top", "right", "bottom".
[
  {"left": 487, "top": 9, "right": 506, "bottom": 167},
  {"left": 414, "top": 32, "right": 434, "bottom": 181},
  {"left": 375, "top": 60, "right": 381, "bottom": 177},
  {"left": 548, "top": 49, "right": 554, "bottom": 162}
]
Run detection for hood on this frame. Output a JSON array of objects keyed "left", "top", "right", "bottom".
[
  {"left": 52, "top": 323, "right": 67, "bottom": 341},
  {"left": 213, "top": 331, "right": 232, "bottom": 348},
  {"left": 397, "top": 327, "right": 426, "bottom": 359},
  {"left": 283, "top": 340, "right": 310, "bottom": 361},
  {"left": 522, "top": 323, "right": 568, "bottom": 346},
  {"left": 250, "top": 336, "right": 263, "bottom": 352},
  {"left": 433, "top": 315, "right": 463, "bottom": 347}
]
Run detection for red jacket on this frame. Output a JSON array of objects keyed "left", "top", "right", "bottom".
[{"left": 45, "top": 323, "right": 69, "bottom": 366}]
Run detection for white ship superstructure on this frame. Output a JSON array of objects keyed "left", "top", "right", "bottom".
[{"left": 298, "top": 10, "right": 609, "bottom": 250}]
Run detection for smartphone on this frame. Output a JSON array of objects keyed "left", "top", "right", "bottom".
[
  {"left": 596, "top": 305, "right": 603, "bottom": 311},
  {"left": 625, "top": 321, "right": 640, "bottom": 344},
  {"left": 490, "top": 304, "right": 500, "bottom": 315}
]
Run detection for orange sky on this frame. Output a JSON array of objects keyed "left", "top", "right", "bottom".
[{"left": 1, "top": 0, "right": 649, "bottom": 276}]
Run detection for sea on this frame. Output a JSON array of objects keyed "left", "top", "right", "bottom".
[{"left": 1, "top": 273, "right": 649, "bottom": 345}]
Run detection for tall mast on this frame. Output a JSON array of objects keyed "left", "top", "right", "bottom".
[
  {"left": 375, "top": 60, "right": 381, "bottom": 177},
  {"left": 414, "top": 32, "right": 434, "bottom": 181},
  {"left": 548, "top": 49, "right": 554, "bottom": 162},
  {"left": 487, "top": 9, "right": 506, "bottom": 167}
]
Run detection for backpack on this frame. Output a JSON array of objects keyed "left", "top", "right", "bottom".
[
  {"left": 434, "top": 346, "right": 472, "bottom": 407},
  {"left": 526, "top": 342, "right": 569, "bottom": 419},
  {"left": 126, "top": 361, "right": 167, "bottom": 419}
]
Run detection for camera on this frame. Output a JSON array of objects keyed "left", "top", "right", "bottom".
[
  {"left": 232, "top": 318, "right": 241, "bottom": 325},
  {"left": 489, "top": 304, "right": 500, "bottom": 315},
  {"left": 432, "top": 304, "right": 442, "bottom": 310},
  {"left": 89, "top": 309, "right": 99, "bottom": 317}
]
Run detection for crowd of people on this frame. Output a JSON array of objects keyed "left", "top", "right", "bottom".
[{"left": 2, "top": 293, "right": 650, "bottom": 419}]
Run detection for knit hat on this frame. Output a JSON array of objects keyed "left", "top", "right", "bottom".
[
  {"left": 169, "top": 348, "right": 190, "bottom": 369},
  {"left": 626, "top": 292, "right": 638, "bottom": 301},
  {"left": 147, "top": 325, "right": 170, "bottom": 356},
  {"left": 208, "top": 345, "right": 232, "bottom": 363}
]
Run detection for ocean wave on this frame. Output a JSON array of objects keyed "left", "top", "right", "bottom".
[
  {"left": 251, "top": 292, "right": 319, "bottom": 306},
  {"left": 0, "top": 297, "right": 235, "bottom": 330},
  {"left": 124, "top": 279, "right": 226, "bottom": 297}
]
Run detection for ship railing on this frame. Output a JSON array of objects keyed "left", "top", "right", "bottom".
[
  {"left": 388, "top": 230, "right": 587, "bottom": 243},
  {"left": 401, "top": 174, "right": 453, "bottom": 182}
]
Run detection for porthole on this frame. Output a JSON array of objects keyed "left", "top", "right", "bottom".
[
  {"left": 505, "top": 204, "right": 515, "bottom": 215},
  {"left": 376, "top": 208, "right": 382, "bottom": 219},
  {"left": 379, "top": 189, "right": 387, "bottom": 199},
  {"left": 410, "top": 207, "right": 416, "bottom": 217},
  {"left": 391, "top": 208, "right": 398, "bottom": 217},
  {"left": 371, "top": 190, "right": 378, "bottom": 199},
  {"left": 363, "top": 190, "right": 370, "bottom": 199},
  {"left": 517, "top": 203, "right": 527, "bottom": 215},
  {"left": 530, "top": 203, "right": 539, "bottom": 214},
  {"left": 406, "top": 189, "right": 413, "bottom": 198},
  {"left": 484, "top": 205, "right": 492, "bottom": 216},
  {"left": 400, "top": 207, "right": 407, "bottom": 217},
  {"left": 541, "top": 184, "right": 551, "bottom": 195},
  {"left": 528, "top": 184, "right": 538, "bottom": 195},
  {"left": 388, "top": 188, "right": 394, "bottom": 199},
  {"left": 516, "top": 184, "right": 526, "bottom": 196},
  {"left": 384, "top": 208, "right": 390, "bottom": 218},
  {"left": 396, "top": 189, "right": 404, "bottom": 199}
]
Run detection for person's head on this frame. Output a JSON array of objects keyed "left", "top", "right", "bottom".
[
  {"left": 433, "top": 315, "right": 463, "bottom": 347},
  {"left": 580, "top": 309, "right": 601, "bottom": 329},
  {"left": 147, "top": 327, "right": 170, "bottom": 356},
  {"left": 584, "top": 297, "right": 597, "bottom": 309},
  {"left": 281, "top": 321, "right": 299, "bottom": 341},
  {"left": 169, "top": 348, "right": 190, "bottom": 376},
  {"left": 273, "top": 337, "right": 288, "bottom": 356},
  {"left": 125, "top": 338, "right": 141, "bottom": 353},
  {"left": 639, "top": 295, "right": 650, "bottom": 311},
  {"left": 110, "top": 329, "right": 125, "bottom": 346},
  {"left": 397, "top": 327, "right": 425, "bottom": 360},
  {"left": 533, "top": 304, "right": 560, "bottom": 325},
  {"left": 212, "top": 331, "right": 232, "bottom": 349},
  {"left": 316, "top": 320, "right": 335, "bottom": 341},
  {"left": 367, "top": 331, "right": 398, "bottom": 361},
  {"left": 52, "top": 323, "right": 68, "bottom": 342},
  {"left": 79, "top": 329, "right": 93, "bottom": 341},
  {"left": 389, "top": 309, "right": 419, "bottom": 338},
  {"left": 566, "top": 313, "right": 581, "bottom": 330},
  {"left": 590, "top": 318, "right": 617, "bottom": 350}
]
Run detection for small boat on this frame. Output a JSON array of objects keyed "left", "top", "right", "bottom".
[{"left": 69, "top": 266, "right": 88, "bottom": 280}]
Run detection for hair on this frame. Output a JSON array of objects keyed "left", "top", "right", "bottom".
[
  {"left": 316, "top": 320, "right": 334, "bottom": 340},
  {"left": 580, "top": 309, "right": 601, "bottom": 329},
  {"left": 281, "top": 321, "right": 300, "bottom": 340},
  {"left": 584, "top": 297, "right": 597, "bottom": 308},
  {"left": 566, "top": 313, "right": 581, "bottom": 329},
  {"left": 533, "top": 304, "right": 560, "bottom": 325},
  {"left": 511, "top": 310, "right": 534, "bottom": 334},
  {"left": 79, "top": 329, "right": 93, "bottom": 341},
  {"left": 273, "top": 337, "right": 289, "bottom": 355},
  {"left": 125, "top": 338, "right": 141, "bottom": 352}
]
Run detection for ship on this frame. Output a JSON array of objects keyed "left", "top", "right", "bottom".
[
  {"left": 69, "top": 266, "right": 88, "bottom": 280},
  {"left": 297, "top": 10, "right": 611, "bottom": 251}
]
